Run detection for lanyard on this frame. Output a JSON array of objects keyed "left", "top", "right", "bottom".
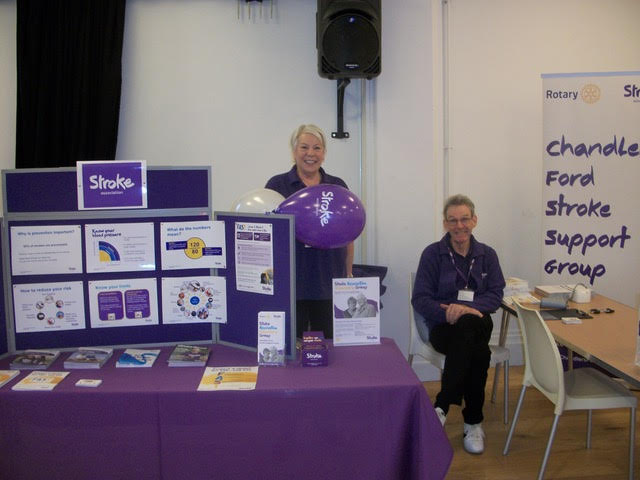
[{"left": 448, "top": 249, "right": 475, "bottom": 289}]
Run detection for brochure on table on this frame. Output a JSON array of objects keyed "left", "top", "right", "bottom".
[
  {"left": 257, "top": 311, "right": 285, "bottom": 366},
  {"left": 332, "top": 276, "right": 381, "bottom": 346}
]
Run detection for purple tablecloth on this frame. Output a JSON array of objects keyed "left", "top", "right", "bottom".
[{"left": 0, "top": 338, "right": 452, "bottom": 480}]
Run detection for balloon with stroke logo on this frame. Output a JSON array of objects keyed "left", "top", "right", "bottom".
[{"left": 276, "top": 184, "right": 366, "bottom": 249}]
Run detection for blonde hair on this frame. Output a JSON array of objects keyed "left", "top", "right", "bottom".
[{"left": 290, "top": 124, "right": 327, "bottom": 161}]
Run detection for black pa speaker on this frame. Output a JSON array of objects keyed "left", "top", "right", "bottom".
[{"left": 317, "top": 0, "right": 381, "bottom": 80}]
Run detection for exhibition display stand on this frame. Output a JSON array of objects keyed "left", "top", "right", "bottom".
[{"left": 0, "top": 338, "right": 452, "bottom": 480}]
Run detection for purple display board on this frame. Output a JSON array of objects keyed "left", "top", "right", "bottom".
[
  {"left": 8, "top": 217, "right": 213, "bottom": 351},
  {"left": 3, "top": 167, "right": 209, "bottom": 213},
  {"left": 215, "top": 212, "right": 296, "bottom": 359},
  {"left": 2, "top": 167, "right": 214, "bottom": 351}
]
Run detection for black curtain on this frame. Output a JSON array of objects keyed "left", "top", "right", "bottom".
[{"left": 16, "top": 0, "right": 126, "bottom": 168}]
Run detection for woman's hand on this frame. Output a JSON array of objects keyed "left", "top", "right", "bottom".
[{"left": 439, "top": 303, "right": 483, "bottom": 324}]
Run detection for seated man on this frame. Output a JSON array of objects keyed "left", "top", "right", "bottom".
[{"left": 411, "top": 194, "right": 505, "bottom": 455}]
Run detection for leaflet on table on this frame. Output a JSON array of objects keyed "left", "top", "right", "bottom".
[
  {"left": 197, "top": 366, "right": 259, "bottom": 391},
  {"left": 88, "top": 278, "right": 159, "bottom": 328},
  {"left": 13, "top": 281, "right": 85, "bottom": 333},
  {"left": 161, "top": 276, "right": 227, "bottom": 324},
  {"left": 10, "top": 225, "right": 82, "bottom": 275},
  {"left": 332, "top": 277, "right": 381, "bottom": 346},
  {"left": 12, "top": 371, "right": 69, "bottom": 391},
  {"left": 257, "top": 311, "right": 285, "bottom": 366},
  {"left": 0, "top": 370, "right": 19, "bottom": 388},
  {"left": 116, "top": 348, "right": 160, "bottom": 367},
  {"left": 85, "top": 222, "right": 155, "bottom": 273},
  {"left": 160, "top": 221, "right": 226, "bottom": 270},
  {"left": 235, "top": 222, "right": 274, "bottom": 295}
]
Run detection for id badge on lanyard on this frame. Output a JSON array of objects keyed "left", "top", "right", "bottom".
[
  {"left": 457, "top": 289, "right": 474, "bottom": 302},
  {"left": 449, "top": 249, "right": 475, "bottom": 302}
]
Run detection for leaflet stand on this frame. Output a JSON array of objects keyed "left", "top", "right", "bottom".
[{"left": 214, "top": 212, "right": 296, "bottom": 360}]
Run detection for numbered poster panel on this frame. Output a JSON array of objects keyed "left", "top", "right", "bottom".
[
  {"left": 88, "top": 278, "right": 159, "bottom": 328},
  {"left": 161, "top": 276, "right": 227, "bottom": 324},
  {"left": 85, "top": 222, "right": 156, "bottom": 273},
  {"left": 160, "top": 221, "right": 226, "bottom": 270},
  {"left": 13, "top": 281, "right": 85, "bottom": 333},
  {"left": 10, "top": 225, "right": 82, "bottom": 276}
]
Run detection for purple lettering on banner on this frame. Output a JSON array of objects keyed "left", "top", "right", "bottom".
[
  {"left": 543, "top": 258, "right": 606, "bottom": 285},
  {"left": 544, "top": 225, "right": 631, "bottom": 256},
  {"left": 79, "top": 161, "right": 146, "bottom": 209},
  {"left": 545, "top": 193, "right": 611, "bottom": 217},
  {"left": 97, "top": 291, "right": 124, "bottom": 321},
  {"left": 545, "top": 135, "right": 639, "bottom": 159},
  {"left": 124, "top": 289, "right": 151, "bottom": 319}
]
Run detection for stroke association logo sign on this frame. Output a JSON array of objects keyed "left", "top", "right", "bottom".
[
  {"left": 77, "top": 160, "right": 147, "bottom": 210},
  {"left": 580, "top": 84, "right": 601, "bottom": 104}
]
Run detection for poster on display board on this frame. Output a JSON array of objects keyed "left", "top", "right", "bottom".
[
  {"left": 160, "top": 221, "right": 226, "bottom": 270},
  {"left": 77, "top": 160, "right": 147, "bottom": 210},
  {"left": 234, "top": 222, "right": 274, "bottom": 295},
  {"left": 88, "top": 278, "right": 159, "bottom": 328},
  {"left": 541, "top": 71, "right": 640, "bottom": 306},
  {"left": 161, "top": 276, "right": 227, "bottom": 324},
  {"left": 10, "top": 225, "right": 82, "bottom": 276},
  {"left": 85, "top": 222, "right": 155, "bottom": 273},
  {"left": 13, "top": 281, "right": 85, "bottom": 333}
]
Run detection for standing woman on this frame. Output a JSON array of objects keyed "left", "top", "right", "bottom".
[{"left": 265, "top": 124, "right": 354, "bottom": 338}]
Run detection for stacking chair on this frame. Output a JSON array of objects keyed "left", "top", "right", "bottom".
[
  {"left": 408, "top": 273, "right": 510, "bottom": 424},
  {"left": 503, "top": 301, "right": 637, "bottom": 480}
]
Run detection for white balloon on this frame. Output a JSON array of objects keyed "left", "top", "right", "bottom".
[{"left": 231, "top": 188, "right": 285, "bottom": 214}]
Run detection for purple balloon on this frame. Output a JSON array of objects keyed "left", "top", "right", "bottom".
[{"left": 276, "top": 184, "right": 366, "bottom": 249}]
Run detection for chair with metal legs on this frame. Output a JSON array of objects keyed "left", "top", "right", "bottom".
[{"left": 503, "top": 301, "right": 636, "bottom": 480}]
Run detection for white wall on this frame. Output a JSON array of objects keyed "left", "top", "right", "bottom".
[
  {"left": 0, "top": 1, "right": 638, "bottom": 380},
  {"left": 444, "top": 0, "right": 640, "bottom": 361},
  {"left": 0, "top": 1, "right": 16, "bottom": 175}
]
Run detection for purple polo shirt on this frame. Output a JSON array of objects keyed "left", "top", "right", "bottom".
[
  {"left": 411, "top": 233, "right": 505, "bottom": 330},
  {"left": 266, "top": 166, "right": 348, "bottom": 300}
]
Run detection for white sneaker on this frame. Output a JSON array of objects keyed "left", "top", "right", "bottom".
[
  {"left": 435, "top": 407, "right": 446, "bottom": 426},
  {"left": 463, "top": 423, "right": 485, "bottom": 454}
]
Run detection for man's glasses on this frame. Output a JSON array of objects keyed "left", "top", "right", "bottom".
[{"left": 445, "top": 217, "right": 473, "bottom": 227}]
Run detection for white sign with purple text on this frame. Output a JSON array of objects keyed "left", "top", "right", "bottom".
[
  {"left": 542, "top": 71, "right": 639, "bottom": 306},
  {"left": 13, "top": 281, "right": 85, "bottom": 333},
  {"left": 161, "top": 276, "right": 227, "bottom": 324},
  {"left": 85, "top": 222, "right": 155, "bottom": 273},
  {"left": 10, "top": 225, "right": 82, "bottom": 276},
  {"left": 160, "top": 221, "right": 226, "bottom": 270}
]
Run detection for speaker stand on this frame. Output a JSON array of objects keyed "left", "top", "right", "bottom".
[{"left": 332, "top": 78, "right": 351, "bottom": 139}]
